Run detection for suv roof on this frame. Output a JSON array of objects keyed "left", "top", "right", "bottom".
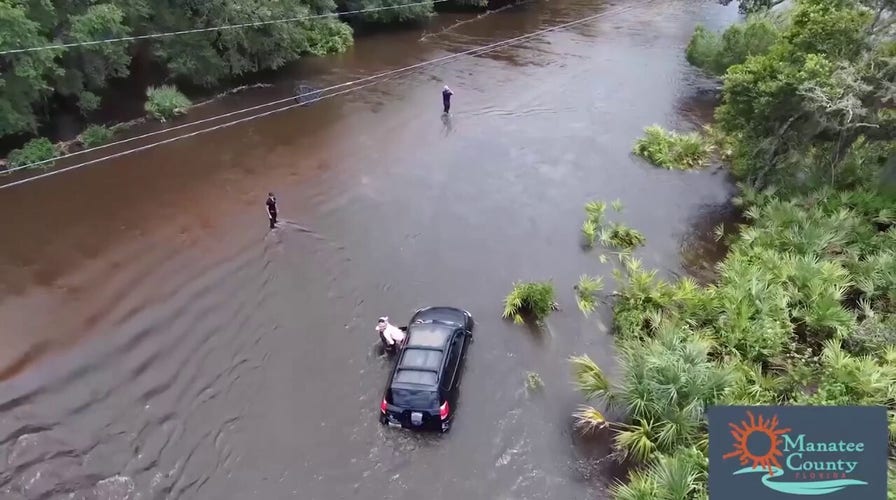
[{"left": 391, "top": 322, "right": 456, "bottom": 391}]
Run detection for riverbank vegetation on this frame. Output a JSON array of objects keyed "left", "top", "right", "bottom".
[
  {"left": 569, "top": 0, "right": 896, "bottom": 497},
  {"left": 0, "top": 0, "right": 496, "bottom": 167},
  {"left": 79, "top": 125, "right": 114, "bottom": 148},
  {"left": 144, "top": 85, "right": 192, "bottom": 121},
  {"left": 7, "top": 138, "right": 58, "bottom": 170}
]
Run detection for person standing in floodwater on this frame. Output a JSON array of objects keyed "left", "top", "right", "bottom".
[
  {"left": 266, "top": 192, "right": 278, "bottom": 229},
  {"left": 442, "top": 85, "right": 453, "bottom": 114}
]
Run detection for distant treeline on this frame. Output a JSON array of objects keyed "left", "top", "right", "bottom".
[{"left": 0, "top": 0, "right": 487, "bottom": 144}]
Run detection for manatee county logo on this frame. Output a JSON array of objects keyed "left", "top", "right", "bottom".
[{"left": 722, "top": 410, "right": 869, "bottom": 496}]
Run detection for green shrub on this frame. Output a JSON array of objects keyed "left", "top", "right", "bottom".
[
  {"left": 686, "top": 25, "right": 724, "bottom": 74},
  {"left": 633, "top": 125, "right": 712, "bottom": 170},
  {"left": 144, "top": 85, "right": 191, "bottom": 121},
  {"left": 7, "top": 137, "right": 58, "bottom": 169},
  {"left": 78, "top": 90, "right": 101, "bottom": 114},
  {"left": 502, "top": 281, "right": 556, "bottom": 324},
  {"left": 79, "top": 124, "right": 113, "bottom": 148},
  {"left": 844, "top": 314, "right": 896, "bottom": 354},
  {"left": 686, "top": 17, "right": 781, "bottom": 76}
]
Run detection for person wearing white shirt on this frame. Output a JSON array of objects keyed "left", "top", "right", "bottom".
[{"left": 376, "top": 317, "right": 406, "bottom": 352}]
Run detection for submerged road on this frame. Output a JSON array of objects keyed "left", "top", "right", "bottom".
[{"left": 0, "top": 0, "right": 739, "bottom": 498}]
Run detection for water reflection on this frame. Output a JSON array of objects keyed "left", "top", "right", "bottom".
[{"left": 441, "top": 113, "right": 454, "bottom": 135}]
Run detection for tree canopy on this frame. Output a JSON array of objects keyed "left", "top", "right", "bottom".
[
  {"left": 0, "top": 0, "right": 462, "bottom": 144},
  {"left": 693, "top": 0, "right": 896, "bottom": 190}
]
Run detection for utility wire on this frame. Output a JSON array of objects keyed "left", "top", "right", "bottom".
[
  {"left": 0, "top": 1, "right": 647, "bottom": 191},
  {"left": 1, "top": 0, "right": 450, "bottom": 55}
]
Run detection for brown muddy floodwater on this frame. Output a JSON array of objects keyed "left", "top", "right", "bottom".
[{"left": 0, "top": 0, "right": 740, "bottom": 498}]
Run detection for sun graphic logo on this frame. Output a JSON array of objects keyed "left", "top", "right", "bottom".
[{"left": 723, "top": 410, "right": 791, "bottom": 477}]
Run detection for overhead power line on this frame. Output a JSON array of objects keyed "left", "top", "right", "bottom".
[
  {"left": 0, "top": 0, "right": 649, "bottom": 191},
  {"left": 0, "top": 0, "right": 450, "bottom": 55}
]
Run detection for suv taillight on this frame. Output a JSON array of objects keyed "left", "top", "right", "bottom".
[
  {"left": 381, "top": 397, "right": 388, "bottom": 413},
  {"left": 439, "top": 401, "right": 449, "bottom": 420}
]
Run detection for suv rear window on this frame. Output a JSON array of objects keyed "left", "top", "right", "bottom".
[
  {"left": 391, "top": 388, "right": 439, "bottom": 409},
  {"left": 399, "top": 348, "right": 443, "bottom": 370},
  {"left": 394, "top": 369, "right": 438, "bottom": 385}
]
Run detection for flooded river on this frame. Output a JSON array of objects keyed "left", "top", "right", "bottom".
[{"left": 0, "top": 0, "right": 739, "bottom": 498}]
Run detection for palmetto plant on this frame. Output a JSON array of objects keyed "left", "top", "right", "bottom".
[
  {"left": 575, "top": 188, "right": 896, "bottom": 496},
  {"left": 611, "top": 449, "right": 708, "bottom": 500},
  {"left": 632, "top": 125, "right": 712, "bottom": 170},
  {"left": 582, "top": 219, "right": 599, "bottom": 248},
  {"left": 722, "top": 362, "right": 788, "bottom": 405},
  {"left": 571, "top": 325, "right": 732, "bottom": 461},
  {"left": 575, "top": 274, "right": 604, "bottom": 317},
  {"left": 799, "top": 340, "right": 896, "bottom": 407},
  {"left": 582, "top": 201, "right": 607, "bottom": 248},
  {"left": 585, "top": 200, "right": 607, "bottom": 224},
  {"left": 573, "top": 405, "right": 609, "bottom": 434},
  {"left": 502, "top": 281, "right": 556, "bottom": 325},
  {"left": 599, "top": 223, "right": 647, "bottom": 252}
]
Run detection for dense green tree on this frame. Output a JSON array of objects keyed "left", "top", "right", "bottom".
[
  {"left": 339, "top": 0, "right": 433, "bottom": 23},
  {"left": 1, "top": 0, "right": 477, "bottom": 144},
  {"left": 0, "top": 0, "right": 62, "bottom": 136},
  {"left": 59, "top": 3, "right": 132, "bottom": 113},
  {"left": 686, "top": 15, "right": 781, "bottom": 76},
  {"left": 150, "top": 0, "right": 353, "bottom": 86},
  {"left": 710, "top": 0, "right": 895, "bottom": 188}
]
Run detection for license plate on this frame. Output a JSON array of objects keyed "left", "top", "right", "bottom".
[{"left": 411, "top": 411, "right": 423, "bottom": 424}]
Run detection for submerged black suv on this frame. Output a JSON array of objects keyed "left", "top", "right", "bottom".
[{"left": 379, "top": 306, "right": 474, "bottom": 433}]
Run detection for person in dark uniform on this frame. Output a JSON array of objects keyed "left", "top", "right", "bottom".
[
  {"left": 442, "top": 85, "right": 453, "bottom": 114},
  {"left": 266, "top": 192, "right": 278, "bottom": 229}
]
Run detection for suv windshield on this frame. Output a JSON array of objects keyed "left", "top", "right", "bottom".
[{"left": 391, "top": 388, "right": 439, "bottom": 409}]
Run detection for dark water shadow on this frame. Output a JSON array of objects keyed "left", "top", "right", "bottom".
[
  {"left": 680, "top": 198, "right": 744, "bottom": 284},
  {"left": 565, "top": 410, "right": 636, "bottom": 493},
  {"left": 673, "top": 73, "right": 723, "bottom": 131}
]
